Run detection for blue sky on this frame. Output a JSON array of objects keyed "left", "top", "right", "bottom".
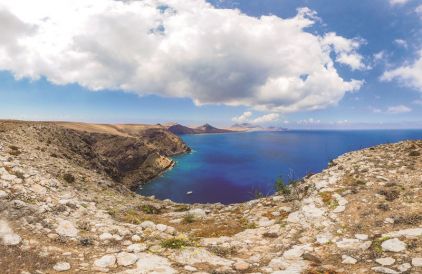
[{"left": 0, "top": 0, "right": 421, "bottom": 128}]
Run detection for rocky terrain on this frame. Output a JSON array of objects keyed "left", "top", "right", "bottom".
[{"left": 0, "top": 120, "right": 421, "bottom": 274}]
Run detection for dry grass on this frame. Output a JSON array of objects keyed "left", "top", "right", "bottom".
[{"left": 0, "top": 245, "right": 56, "bottom": 274}]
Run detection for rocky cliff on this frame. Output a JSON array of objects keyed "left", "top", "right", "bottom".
[{"left": 0, "top": 122, "right": 421, "bottom": 274}]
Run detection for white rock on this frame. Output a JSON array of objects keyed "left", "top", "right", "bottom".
[
  {"left": 131, "top": 235, "right": 141, "bottom": 242},
  {"left": 383, "top": 228, "right": 422, "bottom": 238},
  {"left": 184, "top": 265, "right": 197, "bottom": 272},
  {"left": 99, "top": 232, "right": 113, "bottom": 241},
  {"left": 55, "top": 219, "right": 78, "bottom": 238},
  {"left": 127, "top": 243, "right": 147, "bottom": 253},
  {"left": 140, "top": 221, "right": 155, "bottom": 229},
  {"left": 258, "top": 218, "right": 275, "bottom": 227},
  {"left": 156, "top": 224, "right": 167, "bottom": 232},
  {"left": 188, "top": 208, "right": 206, "bottom": 219},
  {"left": 355, "top": 234, "right": 368, "bottom": 240},
  {"left": 384, "top": 218, "right": 394, "bottom": 224},
  {"left": 381, "top": 238, "right": 406, "bottom": 252},
  {"left": 2, "top": 233, "right": 22, "bottom": 246},
  {"left": 412, "top": 257, "right": 422, "bottom": 267},
  {"left": 336, "top": 238, "right": 371, "bottom": 250},
  {"left": 375, "top": 257, "right": 395, "bottom": 266},
  {"left": 117, "top": 252, "right": 138, "bottom": 266},
  {"left": 94, "top": 254, "right": 116, "bottom": 268},
  {"left": 0, "top": 190, "right": 8, "bottom": 199},
  {"left": 30, "top": 184, "right": 47, "bottom": 195},
  {"left": 53, "top": 262, "right": 71, "bottom": 272},
  {"left": 341, "top": 255, "right": 357, "bottom": 264},
  {"left": 397, "top": 263, "right": 411, "bottom": 272},
  {"left": 282, "top": 244, "right": 311, "bottom": 260},
  {"left": 316, "top": 233, "right": 332, "bottom": 244},
  {"left": 371, "top": 266, "right": 399, "bottom": 274},
  {"left": 333, "top": 205, "right": 345, "bottom": 213},
  {"left": 118, "top": 253, "right": 176, "bottom": 274},
  {"left": 171, "top": 247, "right": 233, "bottom": 266}
]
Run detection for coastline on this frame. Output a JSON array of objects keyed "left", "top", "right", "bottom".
[{"left": 1, "top": 120, "right": 421, "bottom": 273}]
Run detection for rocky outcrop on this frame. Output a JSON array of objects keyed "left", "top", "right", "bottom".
[{"left": 0, "top": 122, "right": 421, "bottom": 273}]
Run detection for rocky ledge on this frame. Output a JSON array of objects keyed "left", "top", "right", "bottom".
[{"left": 0, "top": 121, "right": 421, "bottom": 274}]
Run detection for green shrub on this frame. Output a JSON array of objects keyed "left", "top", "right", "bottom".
[{"left": 275, "top": 178, "right": 291, "bottom": 195}]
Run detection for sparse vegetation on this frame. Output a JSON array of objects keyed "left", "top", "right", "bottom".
[
  {"left": 160, "top": 237, "right": 192, "bottom": 249},
  {"left": 371, "top": 236, "right": 390, "bottom": 254},
  {"left": 63, "top": 173, "right": 75, "bottom": 184},
  {"left": 319, "top": 192, "right": 339, "bottom": 208},
  {"left": 138, "top": 204, "right": 161, "bottom": 214},
  {"left": 378, "top": 189, "right": 400, "bottom": 201},
  {"left": 182, "top": 213, "right": 195, "bottom": 224},
  {"left": 409, "top": 151, "right": 420, "bottom": 157},
  {"left": 274, "top": 177, "right": 291, "bottom": 195}
]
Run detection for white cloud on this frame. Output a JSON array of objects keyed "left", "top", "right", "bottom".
[
  {"left": 389, "top": 0, "right": 411, "bottom": 6},
  {"left": 232, "top": 111, "right": 252, "bottom": 123},
  {"left": 381, "top": 49, "right": 422, "bottom": 91},
  {"left": 0, "top": 0, "right": 364, "bottom": 113},
  {"left": 416, "top": 5, "right": 422, "bottom": 18},
  {"left": 251, "top": 113, "right": 279, "bottom": 123},
  {"left": 387, "top": 105, "right": 412, "bottom": 113},
  {"left": 232, "top": 111, "right": 279, "bottom": 124},
  {"left": 321, "top": 32, "right": 367, "bottom": 70},
  {"left": 394, "top": 39, "right": 408, "bottom": 48}
]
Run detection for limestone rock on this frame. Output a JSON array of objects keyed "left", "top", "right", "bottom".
[
  {"left": 117, "top": 252, "right": 138, "bottom": 266},
  {"left": 381, "top": 238, "right": 406, "bottom": 252},
  {"left": 94, "top": 254, "right": 116, "bottom": 268},
  {"left": 55, "top": 219, "right": 78, "bottom": 238},
  {"left": 53, "top": 262, "right": 71, "bottom": 272},
  {"left": 375, "top": 257, "right": 395, "bottom": 266},
  {"left": 342, "top": 255, "right": 357, "bottom": 264}
]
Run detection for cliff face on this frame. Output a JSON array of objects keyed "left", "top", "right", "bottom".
[
  {"left": 0, "top": 122, "right": 421, "bottom": 274},
  {"left": 0, "top": 121, "right": 190, "bottom": 190}
]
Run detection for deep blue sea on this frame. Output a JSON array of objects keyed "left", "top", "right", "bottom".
[{"left": 138, "top": 130, "right": 422, "bottom": 204}]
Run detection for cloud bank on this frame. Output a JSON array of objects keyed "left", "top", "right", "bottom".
[
  {"left": 232, "top": 111, "right": 279, "bottom": 124},
  {"left": 0, "top": 0, "right": 364, "bottom": 113}
]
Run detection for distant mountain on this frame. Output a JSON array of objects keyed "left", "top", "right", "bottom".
[
  {"left": 165, "top": 123, "right": 233, "bottom": 135},
  {"left": 167, "top": 124, "right": 198, "bottom": 135},
  {"left": 230, "top": 123, "right": 287, "bottom": 132}
]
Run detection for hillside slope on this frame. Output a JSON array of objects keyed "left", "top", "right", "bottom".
[{"left": 0, "top": 122, "right": 421, "bottom": 273}]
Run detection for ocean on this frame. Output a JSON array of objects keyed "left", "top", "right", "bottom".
[{"left": 137, "top": 130, "right": 422, "bottom": 204}]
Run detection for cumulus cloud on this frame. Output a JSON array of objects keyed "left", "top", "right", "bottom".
[
  {"left": 232, "top": 111, "right": 279, "bottom": 124},
  {"left": 232, "top": 111, "right": 252, "bottom": 123},
  {"left": 381, "top": 49, "right": 422, "bottom": 91},
  {"left": 387, "top": 105, "right": 412, "bottom": 113},
  {"left": 321, "top": 32, "right": 367, "bottom": 70},
  {"left": 0, "top": 0, "right": 364, "bottom": 113},
  {"left": 251, "top": 113, "right": 279, "bottom": 123}
]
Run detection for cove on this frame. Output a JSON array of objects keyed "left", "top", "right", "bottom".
[{"left": 137, "top": 130, "right": 422, "bottom": 204}]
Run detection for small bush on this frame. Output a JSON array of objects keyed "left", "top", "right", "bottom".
[
  {"left": 409, "top": 151, "right": 420, "bottom": 157},
  {"left": 160, "top": 238, "right": 192, "bottom": 249},
  {"left": 275, "top": 178, "right": 291, "bottom": 195},
  {"left": 378, "top": 189, "right": 400, "bottom": 201},
  {"left": 182, "top": 213, "right": 195, "bottom": 224},
  {"left": 120, "top": 209, "right": 142, "bottom": 225},
  {"left": 9, "top": 145, "right": 19, "bottom": 151},
  {"left": 63, "top": 173, "right": 75, "bottom": 184},
  {"left": 139, "top": 204, "right": 161, "bottom": 214},
  {"left": 174, "top": 205, "right": 190, "bottom": 212},
  {"left": 319, "top": 192, "right": 339, "bottom": 208}
]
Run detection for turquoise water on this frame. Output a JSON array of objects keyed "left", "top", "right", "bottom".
[{"left": 138, "top": 130, "right": 422, "bottom": 204}]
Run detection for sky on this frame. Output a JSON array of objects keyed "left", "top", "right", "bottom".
[{"left": 0, "top": 0, "right": 421, "bottom": 129}]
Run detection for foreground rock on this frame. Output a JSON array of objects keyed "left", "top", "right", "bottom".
[{"left": 0, "top": 121, "right": 421, "bottom": 273}]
